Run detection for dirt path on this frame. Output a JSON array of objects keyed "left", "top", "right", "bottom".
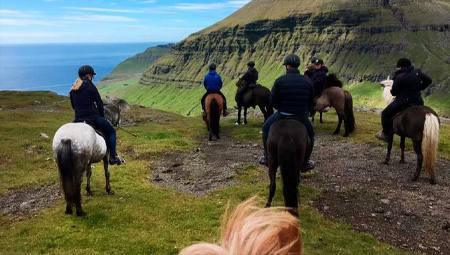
[
  {"left": 152, "top": 126, "right": 450, "bottom": 255},
  {"left": 152, "top": 131, "right": 261, "bottom": 196}
]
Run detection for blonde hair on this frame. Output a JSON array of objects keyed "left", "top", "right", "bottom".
[
  {"left": 71, "top": 78, "right": 83, "bottom": 91},
  {"left": 179, "top": 197, "right": 302, "bottom": 255}
]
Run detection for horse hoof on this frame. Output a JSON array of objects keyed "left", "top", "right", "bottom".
[
  {"left": 76, "top": 211, "right": 87, "bottom": 217},
  {"left": 65, "top": 209, "right": 73, "bottom": 215},
  {"left": 411, "top": 177, "right": 419, "bottom": 182},
  {"left": 399, "top": 160, "right": 406, "bottom": 164},
  {"left": 86, "top": 191, "right": 93, "bottom": 196},
  {"left": 265, "top": 203, "right": 271, "bottom": 208},
  {"left": 235, "top": 122, "right": 240, "bottom": 126},
  {"left": 333, "top": 131, "right": 339, "bottom": 135},
  {"left": 430, "top": 180, "right": 437, "bottom": 185},
  {"left": 343, "top": 133, "right": 350, "bottom": 137},
  {"left": 107, "top": 190, "right": 114, "bottom": 195},
  {"left": 383, "top": 161, "right": 389, "bottom": 165}
]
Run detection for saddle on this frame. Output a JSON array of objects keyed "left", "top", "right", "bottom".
[
  {"left": 280, "top": 115, "right": 303, "bottom": 123},
  {"left": 74, "top": 118, "right": 107, "bottom": 141},
  {"left": 391, "top": 103, "right": 419, "bottom": 120}
]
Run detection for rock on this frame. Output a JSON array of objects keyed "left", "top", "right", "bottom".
[
  {"left": 380, "top": 199, "right": 390, "bottom": 205},
  {"left": 384, "top": 211, "right": 393, "bottom": 219},
  {"left": 40, "top": 133, "right": 49, "bottom": 139},
  {"left": 162, "top": 169, "right": 173, "bottom": 173},
  {"left": 374, "top": 207, "right": 385, "bottom": 213},
  {"left": 323, "top": 205, "right": 330, "bottom": 211}
]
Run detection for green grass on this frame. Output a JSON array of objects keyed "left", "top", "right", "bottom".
[{"left": 3, "top": 92, "right": 448, "bottom": 254}]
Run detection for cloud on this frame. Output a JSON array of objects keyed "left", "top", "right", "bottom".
[
  {"left": 61, "top": 6, "right": 174, "bottom": 15},
  {"left": 170, "top": 1, "right": 250, "bottom": 11},
  {"left": 64, "top": 14, "right": 138, "bottom": 22},
  {"left": 0, "top": 18, "right": 62, "bottom": 26},
  {"left": 140, "top": 0, "right": 156, "bottom": 3},
  {"left": 0, "top": 9, "right": 22, "bottom": 15}
]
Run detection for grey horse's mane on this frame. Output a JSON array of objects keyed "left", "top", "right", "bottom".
[{"left": 103, "top": 97, "right": 129, "bottom": 127}]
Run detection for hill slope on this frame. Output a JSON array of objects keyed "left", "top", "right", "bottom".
[{"left": 103, "top": 0, "right": 450, "bottom": 116}]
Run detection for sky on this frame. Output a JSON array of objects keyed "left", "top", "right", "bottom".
[{"left": 0, "top": 0, "right": 251, "bottom": 44}]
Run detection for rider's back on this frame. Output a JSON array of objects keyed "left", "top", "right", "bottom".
[
  {"left": 391, "top": 66, "right": 432, "bottom": 98},
  {"left": 270, "top": 69, "right": 313, "bottom": 116},
  {"left": 70, "top": 79, "right": 104, "bottom": 119}
]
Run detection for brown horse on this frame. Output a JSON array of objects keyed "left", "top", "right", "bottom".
[
  {"left": 266, "top": 119, "right": 311, "bottom": 216},
  {"left": 235, "top": 78, "right": 273, "bottom": 125},
  {"left": 380, "top": 79, "right": 440, "bottom": 184},
  {"left": 313, "top": 87, "right": 355, "bottom": 137},
  {"left": 204, "top": 93, "right": 224, "bottom": 141},
  {"left": 179, "top": 197, "right": 302, "bottom": 255}
]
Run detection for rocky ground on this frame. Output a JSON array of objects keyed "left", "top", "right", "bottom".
[{"left": 2, "top": 109, "right": 449, "bottom": 254}]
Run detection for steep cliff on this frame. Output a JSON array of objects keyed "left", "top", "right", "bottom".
[{"left": 107, "top": 0, "right": 450, "bottom": 115}]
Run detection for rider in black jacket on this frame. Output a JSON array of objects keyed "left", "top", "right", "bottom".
[
  {"left": 376, "top": 58, "right": 432, "bottom": 142},
  {"left": 258, "top": 54, "right": 315, "bottom": 170},
  {"left": 70, "top": 65, "right": 125, "bottom": 165},
  {"left": 236, "top": 61, "right": 258, "bottom": 106}
]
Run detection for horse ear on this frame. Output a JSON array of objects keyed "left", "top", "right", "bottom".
[{"left": 387, "top": 75, "right": 390, "bottom": 81}]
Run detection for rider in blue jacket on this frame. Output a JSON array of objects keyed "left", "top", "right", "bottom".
[
  {"left": 201, "top": 63, "right": 229, "bottom": 117},
  {"left": 70, "top": 65, "right": 125, "bottom": 165}
]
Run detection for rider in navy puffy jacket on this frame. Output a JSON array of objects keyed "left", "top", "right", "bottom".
[{"left": 200, "top": 63, "right": 228, "bottom": 117}]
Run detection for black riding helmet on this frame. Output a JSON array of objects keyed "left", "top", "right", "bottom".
[
  {"left": 78, "top": 65, "right": 96, "bottom": 78},
  {"left": 396, "top": 58, "right": 412, "bottom": 68},
  {"left": 310, "top": 56, "right": 318, "bottom": 64},
  {"left": 247, "top": 61, "right": 255, "bottom": 68},
  {"left": 283, "top": 54, "right": 301, "bottom": 68}
]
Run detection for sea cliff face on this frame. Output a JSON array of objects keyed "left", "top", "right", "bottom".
[
  {"left": 142, "top": 0, "right": 449, "bottom": 88},
  {"left": 104, "top": 0, "right": 449, "bottom": 116}
]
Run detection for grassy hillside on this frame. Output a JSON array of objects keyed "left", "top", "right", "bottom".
[
  {"left": 97, "top": 44, "right": 172, "bottom": 90},
  {"left": 5, "top": 91, "right": 444, "bottom": 254},
  {"left": 100, "top": 0, "right": 449, "bottom": 117}
]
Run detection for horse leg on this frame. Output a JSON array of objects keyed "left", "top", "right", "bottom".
[
  {"left": 209, "top": 127, "right": 213, "bottom": 141},
  {"left": 259, "top": 104, "right": 267, "bottom": 121},
  {"left": 86, "top": 164, "right": 93, "bottom": 196},
  {"left": 399, "top": 136, "right": 406, "bottom": 164},
  {"left": 412, "top": 140, "right": 423, "bottom": 182},
  {"left": 103, "top": 156, "right": 114, "bottom": 195},
  {"left": 311, "top": 111, "right": 315, "bottom": 123},
  {"left": 333, "top": 116, "right": 343, "bottom": 135},
  {"left": 244, "top": 107, "right": 248, "bottom": 125},
  {"left": 236, "top": 107, "right": 242, "bottom": 125},
  {"left": 383, "top": 136, "right": 394, "bottom": 164},
  {"left": 266, "top": 159, "right": 278, "bottom": 208},
  {"left": 320, "top": 112, "right": 323, "bottom": 124},
  {"left": 75, "top": 172, "right": 86, "bottom": 217}
]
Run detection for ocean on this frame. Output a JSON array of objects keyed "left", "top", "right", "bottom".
[{"left": 0, "top": 42, "right": 164, "bottom": 96}]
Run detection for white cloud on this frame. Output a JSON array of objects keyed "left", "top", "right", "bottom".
[
  {"left": 0, "top": 18, "right": 62, "bottom": 26},
  {"left": 62, "top": 7, "right": 144, "bottom": 13},
  {"left": 0, "top": 9, "right": 22, "bottom": 15},
  {"left": 64, "top": 14, "right": 138, "bottom": 22},
  {"left": 140, "top": 0, "right": 156, "bottom": 3},
  {"left": 170, "top": 1, "right": 250, "bottom": 11}
]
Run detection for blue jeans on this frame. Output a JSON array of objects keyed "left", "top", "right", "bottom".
[
  {"left": 74, "top": 115, "right": 117, "bottom": 157},
  {"left": 381, "top": 96, "right": 424, "bottom": 135},
  {"left": 262, "top": 111, "right": 314, "bottom": 154}
]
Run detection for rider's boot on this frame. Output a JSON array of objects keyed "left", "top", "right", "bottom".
[
  {"left": 258, "top": 137, "right": 269, "bottom": 167},
  {"left": 109, "top": 154, "right": 125, "bottom": 165},
  {"left": 375, "top": 131, "right": 389, "bottom": 142}
]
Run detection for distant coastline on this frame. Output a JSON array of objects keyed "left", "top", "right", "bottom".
[{"left": 0, "top": 42, "right": 170, "bottom": 95}]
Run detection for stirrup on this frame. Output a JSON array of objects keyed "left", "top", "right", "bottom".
[
  {"left": 258, "top": 156, "right": 268, "bottom": 167},
  {"left": 109, "top": 155, "right": 125, "bottom": 165}
]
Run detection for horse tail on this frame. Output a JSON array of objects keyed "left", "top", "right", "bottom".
[
  {"left": 325, "top": 73, "right": 343, "bottom": 88},
  {"left": 422, "top": 113, "right": 440, "bottom": 176},
  {"left": 56, "top": 139, "right": 77, "bottom": 205},
  {"left": 278, "top": 134, "right": 301, "bottom": 212},
  {"left": 210, "top": 98, "right": 220, "bottom": 137},
  {"left": 344, "top": 91, "right": 356, "bottom": 135}
]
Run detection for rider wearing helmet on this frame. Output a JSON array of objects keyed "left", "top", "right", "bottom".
[
  {"left": 201, "top": 63, "right": 229, "bottom": 117},
  {"left": 236, "top": 61, "right": 259, "bottom": 107},
  {"left": 376, "top": 58, "right": 432, "bottom": 142},
  {"left": 258, "top": 54, "right": 315, "bottom": 170},
  {"left": 70, "top": 65, "right": 125, "bottom": 165}
]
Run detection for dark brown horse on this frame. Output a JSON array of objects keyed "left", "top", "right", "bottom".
[
  {"left": 266, "top": 119, "right": 311, "bottom": 216},
  {"left": 311, "top": 73, "right": 342, "bottom": 123},
  {"left": 313, "top": 87, "right": 355, "bottom": 137},
  {"left": 204, "top": 93, "right": 224, "bottom": 141},
  {"left": 235, "top": 78, "right": 273, "bottom": 125},
  {"left": 380, "top": 79, "right": 440, "bottom": 184}
]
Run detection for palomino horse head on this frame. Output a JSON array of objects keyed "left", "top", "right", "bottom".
[
  {"left": 179, "top": 197, "right": 302, "bottom": 255},
  {"left": 379, "top": 78, "right": 395, "bottom": 105},
  {"left": 103, "top": 97, "right": 129, "bottom": 127}
]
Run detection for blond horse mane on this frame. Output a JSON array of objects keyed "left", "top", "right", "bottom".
[
  {"left": 179, "top": 197, "right": 302, "bottom": 255},
  {"left": 379, "top": 79, "right": 395, "bottom": 105}
]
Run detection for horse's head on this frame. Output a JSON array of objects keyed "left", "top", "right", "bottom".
[
  {"left": 103, "top": 97, "right": 129, "bottom": 127},
  {"left": 236, "top": 78, "right": 245, "bottom": 88},
  {"left": 379, "top": 77, "right": 395, "bottom": 105}
]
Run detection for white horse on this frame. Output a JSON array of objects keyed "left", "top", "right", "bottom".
[
  {"left": 52, "top": 98, "right": 128, "bottom": 216},
  {"left": 379, "top": 79, "right": 440, "bottom": 184}
]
